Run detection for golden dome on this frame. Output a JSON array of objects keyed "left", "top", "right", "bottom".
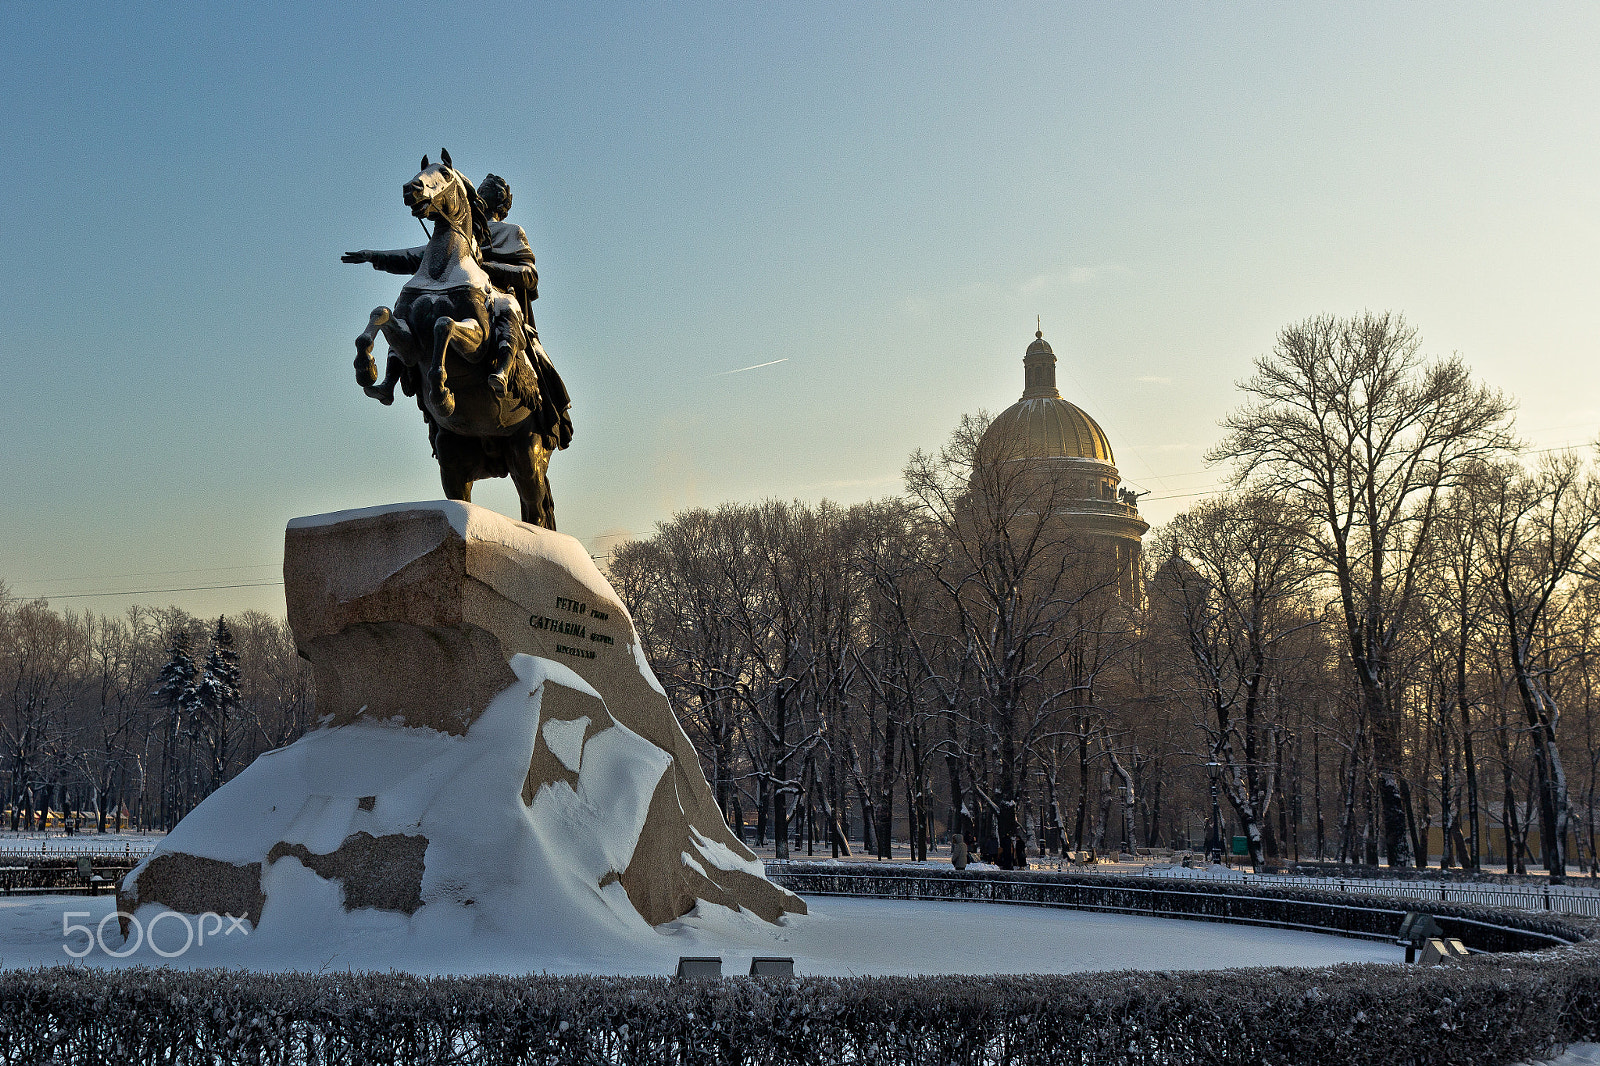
[
  {"left": 981, "top": 398, "right": 1115, "bottom": 463},
  {"left": 978, "top": 329, "right": 1116, "bottom": 464}
]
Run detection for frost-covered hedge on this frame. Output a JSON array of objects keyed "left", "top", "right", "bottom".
[
  {"left": 4, "top": 867, "right": 1595, "bottom": 1064},
  {"left": 0, "top": 857, "right": 136, "bottom": 894},
  {"left": 768, "top": 864, "right": 1590, "bottom": 952},
  {"left": 2, "top": 952, "right": 1599, "bottom": 1066}
]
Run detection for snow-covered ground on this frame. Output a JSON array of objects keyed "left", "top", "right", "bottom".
[
  {"left": 0, "top": 893, "right": 1400, "bottom": 976},
  {"left": 1525, "top": 1047, "right": 1600, "bottom": 1066}
]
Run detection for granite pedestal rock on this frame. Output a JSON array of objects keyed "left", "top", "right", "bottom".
[{"left": 120, "top": 501, "right": 803, "bottom": 935}]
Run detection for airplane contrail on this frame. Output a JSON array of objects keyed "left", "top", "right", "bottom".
[{"left": 716, "top": 358, "right": 789, "bottom": 376}]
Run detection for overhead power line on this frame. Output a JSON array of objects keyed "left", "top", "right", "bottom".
[
  {"left": 1141, "top": 487, "right": 1226, "bottom": 503},
  {"left": 27, "top": 581, "right": 286, "bottom": 601},
  {"left": 15, "top": 561, "right": 282, "bottom": 587}
]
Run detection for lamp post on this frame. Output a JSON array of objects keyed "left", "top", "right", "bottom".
[
  {"left": 1280, "top": 729, "right": 1297, "bottom": 862},
  {"left": 1117, "top": 783, "right": 1131, "bottom": 854},
  {"left": 1206, "top": 761, "right": 1223, "bottom": 864}
]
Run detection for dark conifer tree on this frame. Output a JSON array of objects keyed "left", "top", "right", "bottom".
[
  {"left": 152, "top": 631, "right": 198, "bottom": 711},
  {"left": 195, "top": 617, "right": 242, "bottom": 794},
  {"left": 152, "top": 629, "right": 198, "bottom": 828}
]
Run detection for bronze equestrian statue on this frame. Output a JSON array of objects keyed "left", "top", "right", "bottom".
[{"left": 342, "top": 151, "right": 571, "bottom": 529}]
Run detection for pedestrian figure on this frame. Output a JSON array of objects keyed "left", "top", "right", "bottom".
[{"left": 982, "top": 820, "right": 1001, "bottom": 864}]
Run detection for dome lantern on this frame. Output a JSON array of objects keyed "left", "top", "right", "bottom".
[
  {"left": 977, "top": 327, "right": 1115, "bottom": 465},
  {"left": 1023, "top": 327, "right": 1058, "bottom": 399}
]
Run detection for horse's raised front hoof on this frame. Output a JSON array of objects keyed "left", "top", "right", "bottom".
[
  {"left": 429, "top": 373, "right": 456, "bottom": 417},
  {"left": 354, "top": 352, "right": 379, "bottom": 387},
  {"left": 364, "top": 383, "right": 396, "bottom": 406}
]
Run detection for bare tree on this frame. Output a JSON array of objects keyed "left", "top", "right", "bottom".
[
  {"left": 1151, "top": 491, "right": 1320, "bottom": 871},
  {"left": 903, "top": 413, "right": 1132, "bottom": 866},
  {"left": 610, "top": 512, "right": 748, "bottom": 831},
  {"left": 716, "top": 501, "right": 832, "bottom": 860},
  {"left": 1416, "top": 472, "right": 1506, "bottom": 869},
  {"left": 232, "top": 611, "right": 315, "bottom": 757},
  {"left": 73, "top": 607, "right": 160, "bottom": 832},
  {"left": 1563, "top": 585, "right": 1600, "bottom": 878},
  {"left": 850, "top": 498, "right": 943, "bottom": 859},
  {"left": 1476, "top": 454, "right": 1600, "bottom": 881},
  {"left": 0, "top": 595, "right": 80, "bottom": 830},
  {"left": 1211, "top": 312, "right": 1515, "bottom": 866}
]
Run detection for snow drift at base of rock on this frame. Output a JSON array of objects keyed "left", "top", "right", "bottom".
[{"left": 121, "top": 655, "right": 763, "bottom": 960}]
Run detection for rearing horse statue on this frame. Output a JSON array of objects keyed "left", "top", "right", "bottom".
[{"left": 343, "top": 151, "right": 559, "bottom": 529}]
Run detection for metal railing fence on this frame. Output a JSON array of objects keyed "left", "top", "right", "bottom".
[
  {"left": 0, "top": 842, "right": 156, "bottom": 860},
  {"left": 764, "top": 863, "right": 1586, "bottom": 953},
  {"left": 1131, "top": 865, "right": 1600, "bottom": 918},
  {"left": 766, "top": 858, "right": 1600, "bottom": 920}
]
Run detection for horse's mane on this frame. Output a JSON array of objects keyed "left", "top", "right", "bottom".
[{"left": 456, "top": 171, "right": 492, "bottom": 254}]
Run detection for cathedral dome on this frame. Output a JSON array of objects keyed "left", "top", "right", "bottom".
[
  {"left": 978, "top": 329, "right": 1116, "bottom": 464},
  {"left": 969, "top": 325, "right": 1147, "bottom": 603}
]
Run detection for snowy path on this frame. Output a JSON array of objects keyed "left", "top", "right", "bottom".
[{"left": 0, "top": 893, "right": 1401, "bottom": 976}]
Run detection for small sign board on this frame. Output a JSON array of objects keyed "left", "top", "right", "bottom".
[
  {"left": 749, "top": 957, "right": 794, "bottom": 977},
  {"left": 1419, "top": 938, "right": 1468, "bottom": 965},
  {"left": 1230, "top": 836, "right": 1248, "bottom": 856},
  {"left": 77, "top": 857, "right": 92, "bottom": 877}
]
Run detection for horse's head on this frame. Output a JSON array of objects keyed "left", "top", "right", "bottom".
[
  {"left": 404, "top": 151, "right": 472, "bottom": 230},
  {"left": 404, "top": 150, "right": 491, "bottom": 249}
]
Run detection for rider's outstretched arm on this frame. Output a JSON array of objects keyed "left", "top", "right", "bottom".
[{"left": 341, "top": 246, "right": 426, "bottom": 274}]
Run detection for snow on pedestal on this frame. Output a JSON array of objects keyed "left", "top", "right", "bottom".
[{"left": 119, "top": 501, "right": 803, "bottom": 949}]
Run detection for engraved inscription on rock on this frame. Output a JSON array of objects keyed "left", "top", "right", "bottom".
[{"left": 532, "top": 596, "right": 618, "bottom": 657}]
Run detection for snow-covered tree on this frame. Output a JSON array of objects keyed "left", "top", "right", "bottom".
[
  {"left": 195, "top": 616, "right": 242, "bottom": 794},
  {"left": 152, "top": 627, "right": 198, "bottom": 828}
]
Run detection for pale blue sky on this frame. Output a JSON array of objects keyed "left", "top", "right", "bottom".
[{"left": 3, "top": 3, "right": 1598, "bottom": 617}]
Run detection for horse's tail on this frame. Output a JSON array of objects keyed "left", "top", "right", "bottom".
[{"left": 507, "top": 351, "right": 544, "bottom": 425}]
